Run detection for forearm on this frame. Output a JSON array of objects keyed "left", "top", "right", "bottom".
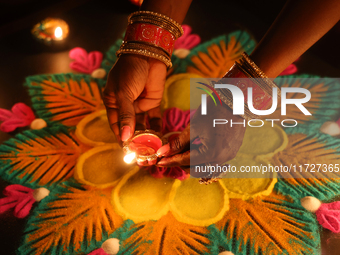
[
  {"left": 251, "top": 0, "right": 340, "bottom": 78},
  {"left": 141, "top": 0, "right": 192, "bottom": 24}
]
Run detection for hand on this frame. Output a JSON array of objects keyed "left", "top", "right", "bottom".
[
  {"left": 103, "top": 54, "right": 167, "bottom": 142},
  {"left": 156, "top": 98, "right": 246, "bottom": 172}
]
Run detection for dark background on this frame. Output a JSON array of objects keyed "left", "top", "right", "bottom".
[{"left": 0, "top": 0, "right": 339, "bottom": 254}]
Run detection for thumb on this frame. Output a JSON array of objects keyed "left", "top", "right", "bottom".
[
  {"left": 157, "top": 123, "right": 195, "bottom": 157},
  {"left": 118, "top": 96, "right": 136, "bottom": 142}
]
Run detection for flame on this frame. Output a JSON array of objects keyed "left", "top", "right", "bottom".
[
  {"left": 54, "top": 27, "right": 63, "bottom": 39},
  {"left": 124, "top": 152, "right": 136, "bottom": 164}
]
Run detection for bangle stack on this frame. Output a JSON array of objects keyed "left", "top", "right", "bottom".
[
  {"left": 116, "top": 11, "right": 184, "bottom": 68},
  {"left": 216, "top": 52, "right": 280, "bottom": 120}
]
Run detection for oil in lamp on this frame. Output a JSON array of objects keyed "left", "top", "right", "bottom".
[{"left": 123, "top": 130, "right": 163, "bottom": 165}]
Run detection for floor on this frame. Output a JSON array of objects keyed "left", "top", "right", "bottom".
[{"left": 0, "top": 0, "right": 339, "bottom": 254}]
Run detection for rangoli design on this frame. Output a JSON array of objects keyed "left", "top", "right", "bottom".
[{"left": 0, "top": 28, "right": 340, "bottom": 255}]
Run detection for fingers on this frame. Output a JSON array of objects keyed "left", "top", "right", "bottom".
[
  {"left": 186, "top": 145, "right": 212, "bottom": 166},
  {"left": 156, "top": 124, "right": 193, "bottom": 158},
  {"left": 105, "top": 108, "right": 120, "bottom": 141},
  {"left": 156, "top": 144, "right": 216, "bottom": 169},
  {"left": 147, "top": 107, "right": 162, "bottom": 133},
  {"left": 104, "top": 92, "right": 136, "bottom": 142},
  {"left": 117, "top": 97, "right": 136, "bottom": 141},
  {"left": 157, "top": 150, "right": 191, "bottom": 167},
  {"left": 135, "top": 113, "right": 146, "bottom": 131},
  {"left": 156, "top": 143, "right": 205, "bottom": 167}
]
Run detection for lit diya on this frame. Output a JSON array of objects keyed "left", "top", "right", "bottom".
[
  {"left": 123, "top": 130, "right": 163, "bottom": 165},
  {"left": 31, "top": 18, "right": 69, "bottom": 44}
]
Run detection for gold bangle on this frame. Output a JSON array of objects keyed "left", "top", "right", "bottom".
[
  {"left": 237, "top": 54, "right": 281, "bottom": 97},
  {"left": 118, "top": 41, "right": 172, "bottom": 63},
  {"left": 240, "top": 53, "right": 268, "bottom": 78},
  {"left": 120, "top": 41, "right": 171, "bottom": 58},
  {"left": 116, "top": 43, "right": 172, "bottom": 68},
  {"left": 216, "top": 52, "right": 281, "bottom": 120}
]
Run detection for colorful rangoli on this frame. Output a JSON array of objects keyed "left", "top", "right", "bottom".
[{"left": 0, "top": 28, "right": 340, "bottom": 255}]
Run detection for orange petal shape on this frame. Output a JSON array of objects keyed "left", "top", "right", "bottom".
[
  {"left": 270, "top": 133, "right": 340, "bottom": 193},
  {"left": 124, "top": 212, "right": 210, "bottom": 254},
  {"left": 26, "top": 74, "right": 105, "bottom": 126},
  {"left": 0, "top": 127, "right": 91, "bottom": 186},
  {"left": 24, "top": 184, "right": 122, "bottom": 255},
  {"left": 215, "top": 191, "right": 318, "bottom": 254},
  {"left": 187, "top": 37, "right": 244, "bottom": 78},
  {"left": 270, "top": 77, "right": 340, "bottom": 123}
]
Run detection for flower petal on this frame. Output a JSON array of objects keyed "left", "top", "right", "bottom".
[
  {"left": 76, "top": 110, "right": 116, "bottom": 146},
  {"left": 169, "top": 178, "right": 229, "bottom": 226},
  {"left": 75, "top": 144, "right": 137, "bottom": 188},
  {"left": 238, "top": 122, "right": 288, "bottom": 157},
  {"left": 0, "top": 126, "right": 90, "bottom": 187},
  {"left": 271, "top": 76, "right": 340, "bottom": 126},
  {"left": 123, "top": 213, "right": 210, "bottom": 254},
  {"left": 112, "top": 168, "right": 176, "bottom": 222},
  {"left": 176, "top": 31, "right": 256, "bottom": 77},
  {"left": 18, "top": 180, "right": 123, "bottom": 255},
  {"left": 221, "top": 156, "right": 277, "bottom": 199},
  {"left": 25, "top": 73, "right": 105, "bottom": 127}
]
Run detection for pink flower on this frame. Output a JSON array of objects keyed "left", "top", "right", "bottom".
[
  {"left": 316, "top": 201, "right": 340, "bottom": 233},
  {"left": 162, "top": 108, "right": 196, "bottom": 134},
  {"left": 87, "top": 248, "right": 108, "bottom": 255},
  {"left": 145, "top": 107, "right": 197, "bottom": 181},
  {"left": 279, "top": 58, "right": 299, "bottom": 76},
  {"left": 0, "top": 185, "right": 36, "bottom": 218},
  {"left": 336, "top": 117, "right": 340, "bottom": 127},
  {"left": 129, "top": 0, "right": 143, "bottom": 6},
  {"left": 279, "top": 64, "right": 298, "bottom": 76},
  {"left": 174, "top": 25, "right": 201, "bottom": 50},
  {"left": 148, "top": 166, "right": 188, "bottom": 181},
  {"left": 69, "top": 47, "right": 103, "bottom": 74},
  {"left": 0, "top": 103, "right": 35, "bottom": 132}
]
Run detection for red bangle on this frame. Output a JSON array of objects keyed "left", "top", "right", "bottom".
[
  {"left": 124, "top": 23, "right": 176, "bottom": 56},
  {"left": 223, "top": 64, "right": 273, "bottom": 111}
]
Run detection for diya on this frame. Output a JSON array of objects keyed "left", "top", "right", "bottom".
[
  {"left": 31, "top": 18, "right": 69, "bottom": 44},
  {"left": 123, "top": 129, "right": 163, "bottom": 165}
]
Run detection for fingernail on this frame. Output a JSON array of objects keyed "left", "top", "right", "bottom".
[
  {"left": 121, "top": 126, "right": 131, "bottom": 141},
  {"left": 157, "top": 158, "right": 167, "bottom": 165},
  {"left": 157, "top": 144, "right": 170, "bottom": 157}
]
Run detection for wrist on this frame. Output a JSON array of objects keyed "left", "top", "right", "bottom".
[
  {"left": 215, "top": 52, "right": 280, "bottom": 121},
  {"left": 141, "top": 0, "right": 192, "bottom": 24}
]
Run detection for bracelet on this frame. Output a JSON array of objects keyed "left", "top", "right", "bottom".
[
  {"left": 116, "top": 43, "right": 172, "bottom": 68},
  {"left": 238, "top": 53, "right": 281, "bottom": 97},
  {"left": 119, "top": 41, "right": 170, "bottom": 58},
  {"left": 129, "top": 17, "right": 182, "bottom": 39},
  {"left": 128, "top": 11, "right": 184, "bottom": 38},
  {"left": 124, "top": 23, "right": 176, "bottom": 56},
  {"left": 117, "top": 11, "right": 183, "bottom": 69},
  {"left": 216, "top": 52, "right": 280, "bottom": 120}
]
